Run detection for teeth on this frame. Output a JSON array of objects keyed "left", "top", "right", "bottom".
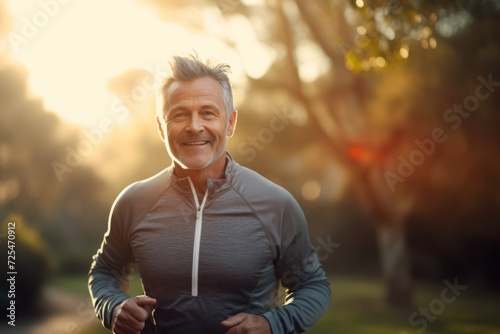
[{"left": 185, "top": 141, "right": 207, "bottom": 146}]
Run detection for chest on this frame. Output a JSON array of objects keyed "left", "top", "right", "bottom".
[{"left": 130, "top": 200, "right": 274, "bottom": 297}]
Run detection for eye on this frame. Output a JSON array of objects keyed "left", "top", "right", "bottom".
[
  {"left": 201, "top": 110, "right": 216, "bottom": 117},
  {"left": 168, "top": 110, "right": 188, "bottom": 120}
]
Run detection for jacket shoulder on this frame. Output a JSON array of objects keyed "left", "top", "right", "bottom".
[
  {"left": 112, "top": 167, "right": 173, "bottom": 220},
  {"left": 233, "top": 165, "right": 298, "bottom": 208},
  {"left": 122, "top": 167, "right": 171, "bottom": 195}
]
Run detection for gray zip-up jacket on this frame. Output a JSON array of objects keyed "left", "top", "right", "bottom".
[{"left": 88, "top": 154, "right": 331, "bottom": 333}]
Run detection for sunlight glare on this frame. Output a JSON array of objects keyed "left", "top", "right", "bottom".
[
  {"left": 296, "top": 41, "right": 330, "bottom": 82},
  {"left": 375, "top": 56, "right": 386, "bottom": 67},
  {"left": 399, "top": 44, "right": 409, "bottom": 59},
  {"left": 5, "top": 0, "right": 248, "bottom": 127},
  {"left": 226, "top": 15, "right": 271, "bottom": 79},
  {"left": 302, "top": 181, "right": 321, "bottom": 201}
]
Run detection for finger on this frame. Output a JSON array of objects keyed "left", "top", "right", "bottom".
[
  {"left": 220, "top": 312, "right": 248, "bottom": 328},
  {"left": 135, "top": 295, "right": 157, "bottom": 307},
  {"left": 134, "top": 295, "right": 157, "bottom": 317},
  {"left": 132, "top": 296, "right": 156, "bottom": 321},
  {"left": 113, "top": 322, "right": 143, "bottom": 334},
  {"left": 115, "top": 308, "right": 146, "bottom": 331},
  {"left": 121, "top": 298, "right": 152, "bottom": 323},
  {"left": 113, "top": 313, "right": 145, "bottom": 334}
]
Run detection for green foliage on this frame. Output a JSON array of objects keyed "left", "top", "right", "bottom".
[
  {"left": 345, "top": 0, "right": 500, "bottom": 71},
  {"left": 56, "top": 247, "right": 96, "bottom": 275},
  {"left": 344, "top": 0, "right": 441, "bottom": 71},
  {"left": 1, "top": 213, "right": 53, "bottom": 314}
]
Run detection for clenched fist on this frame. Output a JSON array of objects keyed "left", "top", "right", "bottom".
[{"left": 111, "top": 295, "right": 157, "bottom": 334}]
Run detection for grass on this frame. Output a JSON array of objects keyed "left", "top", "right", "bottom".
[
  {"left": 312, "top": 275, "right": 500, "bottom": 334},
  {"left": 49, "top": 274, "right": 500, "bottom": 334}
]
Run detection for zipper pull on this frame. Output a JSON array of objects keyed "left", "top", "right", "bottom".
[{"left": 196, "top": 208, "right": 200, "bottom": 219}]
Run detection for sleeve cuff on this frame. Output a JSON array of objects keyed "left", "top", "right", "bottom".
[{"left": 103, "top": 294, "right": 131, "bottom": 329}]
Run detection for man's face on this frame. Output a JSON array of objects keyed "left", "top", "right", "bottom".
[{"left": 158, "top": 77, "right": 236, "bottom": 171}]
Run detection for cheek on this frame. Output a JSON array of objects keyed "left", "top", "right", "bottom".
[
  {"left": 207, "top": 122, "right": 227, "bottom": 138},
  {"left": 166, "top": 125, "right": 181, "bottom": 141}
]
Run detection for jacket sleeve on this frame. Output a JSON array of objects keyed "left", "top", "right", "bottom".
[
  {"left": 88, "top": 190, "right": 135, "bottom": 329},
  {"left": 262, "top": 195, "right": 331, "bottom": 333}
]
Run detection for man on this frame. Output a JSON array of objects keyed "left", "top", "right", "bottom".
[{"left": 88, "top": 55, "right": 331, "bottom": 334}]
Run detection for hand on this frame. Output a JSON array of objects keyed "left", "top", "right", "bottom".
[
  {"left": 111, "top": 295, "right": 157, "bottom": 334},
  {"left": 221, "top": 313, "right": 271, "bottom": 334}
]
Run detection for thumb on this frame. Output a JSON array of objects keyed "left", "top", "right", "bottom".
[
  {"left": 135, "top": 295, "right": 157, "bottom": 307},
  {"left": 220, "top": 313, "right": 248, "bottom": 328},
  {"left": 134, "top": 295, "right": 157, "bottom": 314}
]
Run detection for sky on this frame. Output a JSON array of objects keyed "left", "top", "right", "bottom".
[{"left": 4, "top": 0, "right": 262, "bottom": 127}]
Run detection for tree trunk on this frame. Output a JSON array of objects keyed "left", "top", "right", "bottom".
[
  {"left": 279, "top": 0, "right": 416, "bottom": 309},
  {"left": 376, "top": 221, "right": 413, "bottom": 308}
]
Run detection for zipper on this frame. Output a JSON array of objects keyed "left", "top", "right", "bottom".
[{"left": 187, "top": 177, "right": 208, "bottom": 297}]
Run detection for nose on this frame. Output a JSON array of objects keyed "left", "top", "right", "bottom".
[{"left": 186, "top": 113, "right": 203, "bottom": 133}]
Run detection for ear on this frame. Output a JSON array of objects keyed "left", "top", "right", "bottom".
[
  {"left": 226, "top": 110, "right": 237, "bottom": 138},
  {"left": 156, "top": 115, "right": 166, "bottom": 141}
]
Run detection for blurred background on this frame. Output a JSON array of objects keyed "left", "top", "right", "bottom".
[{"left": 1, "top": 0, "right": 499, "bottom": 333}]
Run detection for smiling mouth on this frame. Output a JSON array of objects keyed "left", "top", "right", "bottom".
[{"left": 183, "top": 141, "right": 209, "bottom": 146}]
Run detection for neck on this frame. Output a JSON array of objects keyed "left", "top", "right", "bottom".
[{"left": 173, "top": 155, "right": 227, "bottom": 194}]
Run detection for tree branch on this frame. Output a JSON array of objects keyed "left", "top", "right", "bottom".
[{"left": 273, "top": 0, "right": 349, "bottom": 161}]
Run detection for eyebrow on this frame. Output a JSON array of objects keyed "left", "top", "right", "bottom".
[{"left": 168, "top": 103, "right": 222, "bottom": 113}]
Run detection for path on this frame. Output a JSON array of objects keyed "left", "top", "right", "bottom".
[{"left": 1, "top": 286, "right": 101, "bottom": 334}]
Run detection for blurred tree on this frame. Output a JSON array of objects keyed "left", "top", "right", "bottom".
[
  {"left": 0, "top": 61, "right": 109, "bottom": 273},
  {"left": 0, "top": 213, "right": 51, "bottom": 315},
  {"left": 85, "top": 68, "right": 168, "bottom": 197},
  {"left": 0, "top": 63, "right": 65, "bottom": 221}
]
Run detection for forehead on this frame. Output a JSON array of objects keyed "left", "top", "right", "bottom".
[{"left": 165, "top": 77, "right": 224, "bottom": 106}]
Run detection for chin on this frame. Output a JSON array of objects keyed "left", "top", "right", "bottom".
[
  {"left": 176, "top": 158, "right": 212, "bottom": 170},
  {"left": 174, "top": 150, "right": 225, "bottom": 171}
]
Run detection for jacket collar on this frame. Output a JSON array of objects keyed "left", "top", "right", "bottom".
[{"left": 169, "top": 152, "right": 236, "bottom": 194}]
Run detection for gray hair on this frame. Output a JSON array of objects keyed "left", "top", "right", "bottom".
[{"left": 158, "top": 54, "right": 234, "bottom": 120}]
